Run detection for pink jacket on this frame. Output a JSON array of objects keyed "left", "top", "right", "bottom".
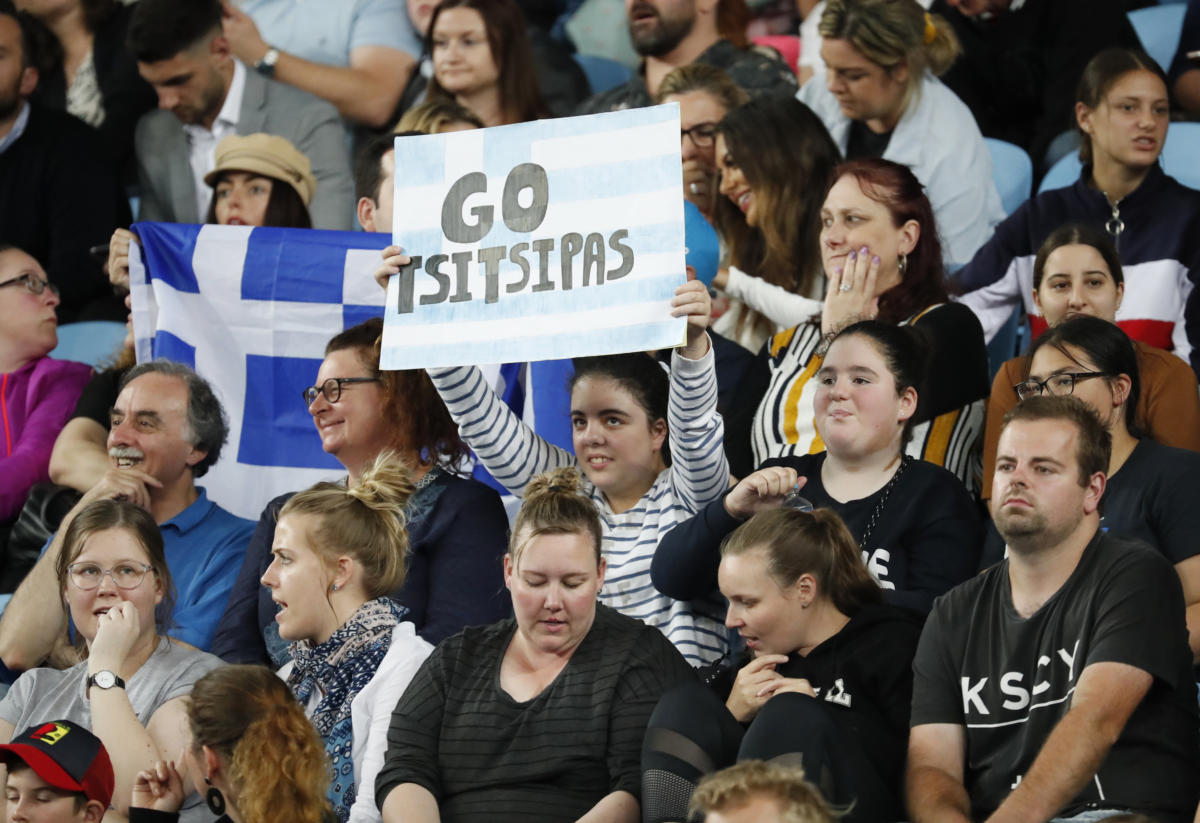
[{"left": 1, "top": 357, "right": 92, "bottom": 520}]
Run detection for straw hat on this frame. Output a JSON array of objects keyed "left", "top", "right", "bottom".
[{"left": 204, "top": 133, "right": 317, "bottom": 205}]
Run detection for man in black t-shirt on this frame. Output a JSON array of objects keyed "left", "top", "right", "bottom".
[{"left": 908, "top": 396, "right": 1199, "bottom": 823}]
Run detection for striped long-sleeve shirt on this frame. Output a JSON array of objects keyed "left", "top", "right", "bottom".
[{"left": 428, "top": 346, "right": 731, "bottom": 665}]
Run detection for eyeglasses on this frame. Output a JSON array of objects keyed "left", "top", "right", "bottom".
[
  {"left": 67, "top": 561, "right": 154, "bottom": 591},
  {"left": 1014, "top": 371, "right": 1116, "bottom": 401},
  {"left": 0, "top": 273, "right": 59, "bottom": 297},
  {"left": 302, "top": 376, "right": 380, "bottom": 406},
  {"left": 681, "top": 122, "right": 718, "bottom": 148}
]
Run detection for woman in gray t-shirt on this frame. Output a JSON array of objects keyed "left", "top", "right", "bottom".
[{"left": 0, "top": 500, "right": 222, "bottom": 820}]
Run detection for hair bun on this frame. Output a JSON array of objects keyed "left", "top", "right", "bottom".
[
  {"left": 347, "top": 451, "right": 416, "bottom": 522},
  {"left": 523, "top": 466, "right": 586, "bottom": 500}
]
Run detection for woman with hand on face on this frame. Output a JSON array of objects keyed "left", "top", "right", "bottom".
[
  {"left": 799, "top": 0, "right": 1003, "bottom": 267},
  {"left": 706, "top": 96, "right": 841, "bottom": 354},
  {"left": 261, "top": 453, "right": 432, "bottom": 823},
  {"left": 129, "top": 665, "right": 333, "bottom": 823},
  {"left": 212, "top": 318, "right": 510, "bottom": 667},
  {"left": 980, "top": 224, "right": 1200, "bottom": 503},
  {"left": 957, "top": 48, "right": 1200, "bottom": 372},
  {"left": 0, "top": 499, "right": 221, "bottom": 821},
  {"left": 376, "top": 468, "right": 693, "bottom": 823},
  {"left": 653, "top": 64, "right": 747, "bottom": 223},
  {"left": 642, "top": 507, "right": 921, "bottom": 823},
  {"left": 1010, "top": 315, "right": 1200, "bottom": 661},
  {"left": 425, "top": 0, "right": 548, "bottom": 127},
  {"left": 750, "top": 158, "right": 988, "bottom": 489},
  {"left": 655, "top": 320, "right": 980, "bottom": 616},
  {"left": 373, "top": 251, "right": 730, "bottom": 666}
]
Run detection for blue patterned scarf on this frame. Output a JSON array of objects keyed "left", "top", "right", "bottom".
[{"left": 286, "top": 597, "right": 405, "bottom": 822}]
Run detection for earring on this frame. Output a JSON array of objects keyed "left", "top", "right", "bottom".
[
  {"left": 204, "top": 779, "right": 227, "bottom": 816},
  {"left": 330, "top": 584, "right": 338, "bottom": 592},
  {"left": 898, "top": 252, "right": 908, "bottom": 275}
]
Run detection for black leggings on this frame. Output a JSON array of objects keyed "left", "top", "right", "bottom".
[{"left": 640, "top": 682, "right": 902, "bottom": 823}]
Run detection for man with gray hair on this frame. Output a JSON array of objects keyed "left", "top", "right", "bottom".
[{"left": 0, "top": 360, "right": 254, "bottom": 666}]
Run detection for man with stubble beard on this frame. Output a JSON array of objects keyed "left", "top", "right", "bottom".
[
  {"left": 905, "top": 395, "right": 1199, "bottom": 823},
  {"left": 577, "top": 0, "right": 795, "bottom": 114}
]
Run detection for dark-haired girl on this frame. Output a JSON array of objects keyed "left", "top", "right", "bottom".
[
  {"left": 1018, "top": 315, "right": 1200, "bottom": 660},
  {"left": 747, "top": 158, "right": 989, "bottom": 488},
  {"left": 957, "top": 47, "right": 1200, "bottom": 375},
  {"left": 655, "top": 321, "right": 980, "bottom": 616},
  {"left": 980, "top": 224, "right": 1200, "bottom": 503},
  {"left": 642, "top": 507, "right": 922, "bottom": 823},
  {"left": 372, "top": 256, "right": 730, "bottom": 665},
  {"left": 425, "top": 0, "right": 549, "bottom": 126},
  {"left": 707, "top": 95, "right": 841, "bottom": 353}
]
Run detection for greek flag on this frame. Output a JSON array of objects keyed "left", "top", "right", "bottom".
[{"left": 128, "top": 222, "right": 571, "bottom": 520}]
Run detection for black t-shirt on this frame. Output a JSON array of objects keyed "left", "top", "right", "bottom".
[
  {"left": 912, "top": 532, "right": 1200, "bottom": 822},
  {"left": 845, "top": 119, "right": 893, "bottom": 160},
  {"left": 1101, "top": 438, "right": 1200, "bottom": 565},
  {"left": 652, "top": 452, "right": 982, "bottom": 614}
]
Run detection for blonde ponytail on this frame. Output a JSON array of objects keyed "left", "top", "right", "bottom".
[{"left": 280, "top": 451, "right": 415, "bottom": 597}]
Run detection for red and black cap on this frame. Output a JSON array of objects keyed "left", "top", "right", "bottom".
[{"left": 0, "top": 720, "right": 114, "bottom": 807}]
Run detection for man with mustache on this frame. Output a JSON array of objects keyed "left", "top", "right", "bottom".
[
  {"left": 906, "top": 396, "right": 1198, "bottom": 823},
  {"left": 577, "top": 0, "right": 796, "bottom": 114},
  {"left": 0, "top": 360, "right": 253, "bottom": 666}
]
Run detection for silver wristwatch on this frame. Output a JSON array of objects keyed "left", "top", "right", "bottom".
[
  {"left": 86, "top": 669, "right": 126, "bottom": 696},
  {"left": 254, "top": 47, "right": 280, "bottom": 78}
]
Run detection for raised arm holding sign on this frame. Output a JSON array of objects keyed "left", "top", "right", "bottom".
[{"left": 374, "top": 108, "right": 731, "bottom": 667}]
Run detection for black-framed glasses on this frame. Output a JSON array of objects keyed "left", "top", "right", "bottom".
[
  {"left": 0, "top": 273, "right": 59, "bottom": 298},
  {"left": 67, "top": 561, "right": 154, "bottom": 591},
  {"left": 681, "top": 122, "right": 718, "bottom": 148},
  {"left": 1014, "top": 371, "right": 1116, "bottom": 401},
  {"left": 302, "top": 376, "right": 380, "bottom": 406}
]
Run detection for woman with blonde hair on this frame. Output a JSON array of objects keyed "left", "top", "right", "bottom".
[
  {"left": 376, "top": 467, "right": 693, "bottom": 823},
  {"left": 129, "top": 664, "right": 333, "bottom": 823},
  {"left": 261, "top": 452, "right": 433, "bottom": 823},
  {"left": 799, "top": 0, "right": 1002, "bottom": 265},
  {"left": 394, "top": 98, "right": 483, "bottom": 134},
  {"left": 643, "top": 507, "right": 921, "bottom": 823}
]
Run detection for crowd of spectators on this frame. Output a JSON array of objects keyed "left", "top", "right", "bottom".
[{"left": 1, "top": 0, "right": 1200, "bottom": 821}]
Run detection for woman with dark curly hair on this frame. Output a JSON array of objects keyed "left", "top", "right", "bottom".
[{"left": 211, "top": 317, "right": 511, "bottom": 666}]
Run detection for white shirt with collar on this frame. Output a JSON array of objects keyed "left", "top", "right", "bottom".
[{"left": 184, "top": 60, "right": 247, "bottom": 219}]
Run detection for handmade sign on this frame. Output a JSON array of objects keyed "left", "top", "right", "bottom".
[{"left": 381, "top": 104, "right": 687, "bottom": 369}]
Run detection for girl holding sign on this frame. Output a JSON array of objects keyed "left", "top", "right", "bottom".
[{"left": 375, "top": 248, "right": 730, "bottom": 665}]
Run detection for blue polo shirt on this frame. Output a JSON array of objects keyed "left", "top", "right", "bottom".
[{"left": 159, "top": 488, "right": 255, "bottom": 651}]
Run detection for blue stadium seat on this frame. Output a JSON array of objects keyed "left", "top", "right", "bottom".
[
  {"left": 1040, "top": 123, "right": 1200, "bottom": 193},
  {"left": 984, "top": 138, "right": 1033, "bottom": 216},
  {"left": 49, "top": 321, "right": 127, "bottom": 367},
  {"left": 1038, "top": 152, "right": 1083, "bottom": 194},
  {"left": 1128, "top": 5, "right": 1187, "bottom": 70},
  {"left": 1160, "top": 122, "right": 1200, "bottom": 189},
  {"left": 573, "top": 54, "right": 633, "bottom": 95}
]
